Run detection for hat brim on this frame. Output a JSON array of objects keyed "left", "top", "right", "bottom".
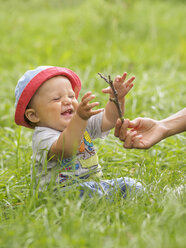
[{"left": 15, "top": 67, "right": 81, "bottom": 128}]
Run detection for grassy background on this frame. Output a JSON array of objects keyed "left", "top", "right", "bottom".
[{"left": 0, "top": 0, "right": 186, "bottom": 247}]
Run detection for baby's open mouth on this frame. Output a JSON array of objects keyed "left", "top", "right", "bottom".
[{"left": 61, "top": 109, "right": 73, "bottom": 116}]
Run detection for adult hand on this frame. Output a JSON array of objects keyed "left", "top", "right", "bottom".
[{"left": 114, "top": 118, "right": 166, "bottom": 149}]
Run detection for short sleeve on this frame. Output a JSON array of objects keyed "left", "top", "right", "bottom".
[
  {"left": 86, "top": 112, "right": 110, "bottom": 140},
  {"left": 32, "top": 127, "right": 61, "bottom": 166}
]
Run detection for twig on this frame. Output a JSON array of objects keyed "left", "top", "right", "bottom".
[{"left": 98, "top": 73, "right": 124, "bottom": 123}]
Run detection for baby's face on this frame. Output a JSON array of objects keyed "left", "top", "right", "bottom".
[{"left": 29, "top": 76, "right": 79, "bottom": 131}]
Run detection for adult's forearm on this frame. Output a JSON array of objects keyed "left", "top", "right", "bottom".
[{"left": 160, "top": 108, "right": 186, "bottom": 139}]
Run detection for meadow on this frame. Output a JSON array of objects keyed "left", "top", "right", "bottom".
[{"left": 0, "top": 0, "right": 186, "bottom": 247}]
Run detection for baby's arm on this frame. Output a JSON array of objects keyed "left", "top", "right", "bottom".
[
  {"left": 101, "top": 72, "right": 135, "bottom": 132},
  {"left": 49, "top": 92, "right": 103, "bottom": 159}
]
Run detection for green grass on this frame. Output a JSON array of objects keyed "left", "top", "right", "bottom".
[{"left": 0, "top": 0, "right": 186, "bottom": 247}]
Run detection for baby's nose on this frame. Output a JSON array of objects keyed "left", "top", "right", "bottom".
[{"left": 62, "top": 97, "right": 71, "bottom": 105}]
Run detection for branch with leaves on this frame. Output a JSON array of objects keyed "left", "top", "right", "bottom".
[{"left": 98, "top": 73, "right": 124, "bottom": 123}]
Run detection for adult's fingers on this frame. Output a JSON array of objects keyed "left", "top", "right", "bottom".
[
  {"left": 123, "top": 131, "right": 137, "bottom": 149},
  {"left": 132, "top": 135, "right": 144, "bottom": 149},
  {"left": 123, "top": 131, "right": 134, "bottom": 149},
  {"left": 118, "top": 119, "right": 130, "bottom": 141},
  {"left": 128, "top": 118, "right": 141, "bottom": 128},
  {"left": 114, "top": 119, "right": 122, "bottom": 137}
]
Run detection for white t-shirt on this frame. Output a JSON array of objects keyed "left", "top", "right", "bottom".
[{"left": 32, "top": 112, "right": 109, "bottom": 187}]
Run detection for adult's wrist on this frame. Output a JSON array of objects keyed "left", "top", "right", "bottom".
[
  {"left": 157, "top": 120, "right": 169, "bottom": 140},
  {"left": 159, "top": 119, "right": 173, "bottom": 139}
]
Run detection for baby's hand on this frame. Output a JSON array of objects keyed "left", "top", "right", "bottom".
[
  {"left": 77, "top": 91, "right": 104, "bottom": 120},
  {"left": 102, "top": 72, "right": 135, "bottom": 101}
]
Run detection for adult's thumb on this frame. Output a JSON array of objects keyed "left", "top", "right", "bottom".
[{"left": 128, "top": 118, "right": 141, "bottom": 128}]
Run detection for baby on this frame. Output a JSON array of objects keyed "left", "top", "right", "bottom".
[{"left": 15, "top": 66, "right": 142, "bottom": 197}]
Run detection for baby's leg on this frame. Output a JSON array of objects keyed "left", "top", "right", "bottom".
[
  {"left": 103, "top": 177, "right": 143, "bottom": 198},
  {"left": 78, "top": 177, "right": 143, "bottom": 199}
]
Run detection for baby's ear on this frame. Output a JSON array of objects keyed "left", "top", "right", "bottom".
[{"left": 25, "top": 109, "right": 40, "bottom": 123}]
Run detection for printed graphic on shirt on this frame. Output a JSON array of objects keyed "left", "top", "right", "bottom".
[
  {"left": 58, "top": 130, "right": 100, "bottom": 183},
  {"left": 78, "top": 131, "right": 98, "bottom": 168}
]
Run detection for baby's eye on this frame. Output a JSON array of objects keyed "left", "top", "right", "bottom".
[
  {"left": 69, "top": 95, "right": 75, "bottom": 99},
  {"left": 53, "top": 97, "right": 60, "bottom": 101}
]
